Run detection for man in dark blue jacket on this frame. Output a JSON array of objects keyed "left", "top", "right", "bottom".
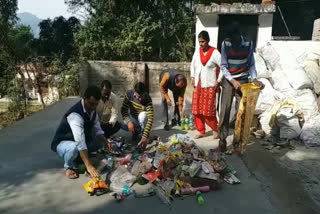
[{"left": 51, "top": 86, "right": 109, "bottom": 179}]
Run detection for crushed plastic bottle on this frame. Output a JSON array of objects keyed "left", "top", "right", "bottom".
[{"left": 155, "top": 186, "right": 171, "bottom": 207}]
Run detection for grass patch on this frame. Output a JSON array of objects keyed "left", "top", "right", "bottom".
[{"left": 0, "top": 104, "right": 43, "bottom": 130}]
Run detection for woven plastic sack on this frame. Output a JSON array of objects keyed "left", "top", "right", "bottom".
[{"left": 234, "top": 84, "right": 261, "bottom": 154}]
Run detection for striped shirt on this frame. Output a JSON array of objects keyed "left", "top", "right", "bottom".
[
  {"left": 121, "top": 89, "right": 154, "bottom": 138},
  {"left": 221, "top": 36, "right": 257, "bottom": 81}
]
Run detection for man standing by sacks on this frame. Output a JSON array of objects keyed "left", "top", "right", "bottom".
[
  {"left": 159, "top": 69, "right": 187, "bottom": 130},
  {"left": 218, "top": 22, "right": 264, "bottom": 152}
]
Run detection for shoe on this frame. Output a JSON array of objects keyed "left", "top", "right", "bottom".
[
  {"left": 219, "top": 140, "right": 227, "bottom": 152},
  {"left": 171, "top": 119, "right": 177, "bottom": 127},
  {"left": 164, "top": 123, "right": 170, "bottom": 131}
]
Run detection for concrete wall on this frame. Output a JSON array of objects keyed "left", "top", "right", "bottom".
[
  {"left": 195, "top": 13, "right": 273, "bottom": 49},
  {"left": 196, "top": 14, "right": 219, "bottom": 49},
  {"left": 80, "top": 60, "right": 194, "bottom": 114},
  {"left": 80, "top": 61, "right": 192, "bottom": 99},
  {"left": 313, "top": 18, "right": 320, "bottom": 41},
  {"left": 257, "top": 14, "right": 273, "bottom": 48}
]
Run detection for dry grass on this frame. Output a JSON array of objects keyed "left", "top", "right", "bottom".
[{"left": 0, "top": 104, "right": 43, "bottom": 130}]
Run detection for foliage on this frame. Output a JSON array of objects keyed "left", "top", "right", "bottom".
[
  {"left": 66, "top": 0, "right": 196, "bottom": 62},
  {"left": 36, "top": 16, "right": 80, "bottom": 63},
  {"left": 54, "top": 60, "right": 80, "bottom": 97}
]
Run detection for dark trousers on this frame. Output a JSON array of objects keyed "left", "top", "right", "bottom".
[
  {"left": 101, "top": 121, "right": 121, "bottom": 138},
  {"left": 162, "top": 91, "right": 180, "bottom": 124},
  {"left": 218, "top": 77, "right": 248, "bottom": 142}
]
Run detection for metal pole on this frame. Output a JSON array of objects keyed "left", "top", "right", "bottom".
[{"left": 278, "top": 5, "right": 292, "bottom": 38}]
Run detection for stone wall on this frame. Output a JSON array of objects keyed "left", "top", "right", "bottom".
[{"left": 80, "top": 60, "right": 193, "bottom": 98}]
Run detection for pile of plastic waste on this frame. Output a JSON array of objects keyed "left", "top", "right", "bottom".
[{"left": 82, "top": 134, "right": 240, "bottom": 207}]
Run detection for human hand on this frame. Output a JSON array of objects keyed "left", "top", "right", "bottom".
[
  {"left": 180, "top": 111, "right": 184, "bottom": 118},
  {"left": 128, "top": 121, "right": 134, "bottom": 133},
  {"left": 86, "top": 164, "right": 99, "bottom": 178},
  {"left": 231, "top": 79, "right": 241, "bottom": 90},
  {"left": 253, "top": 79, "right": 265, "bottom": 89},
  {"left": 166, "top": 98, "right": 172, "bottom": 106},
  {"left": 191, "top": 77, "right": 195, "bottom": 87},
  {"left": 138, "top": 137, "right": 149, "bottom": 151}
]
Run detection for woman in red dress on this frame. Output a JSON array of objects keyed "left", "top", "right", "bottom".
[{"left": 190, "top": 31, "right": 222, "bottom": 139}]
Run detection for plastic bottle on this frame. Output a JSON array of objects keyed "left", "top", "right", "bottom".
[
  {"left": 122, "top": 185, "right": 133, "bottom": 197},
  {"left": 155, "top": 186, "right": 171, "bottom": 206},
  {"left": 196, "top": 191, "right": 205, "bottom": 206},
  {"left": 185, "top": 117, "right": 190, "bottom": 130},
  {"left": 180, "top": 117, "right": 185, "bottom": 130},
  {"left": 189, "top": 115, "right": 195, "bottom": 130}
]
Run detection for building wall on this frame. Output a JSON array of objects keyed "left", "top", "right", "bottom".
[
  {"left": 80, "top": 61, "right": 194, "bottom": 114},
  {"left": 195, "top": 13, "right": 273, "bottom": 49},
  {"left": 313, "top": 18, "right": 320, "bottom": 41},
  {"left": 257, "top": 14, "right": 273, "bottom": 48},
  {"left": 196, "top": 14, "right": 219, "bottom": 49}
]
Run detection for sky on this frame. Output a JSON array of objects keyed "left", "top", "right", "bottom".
[{"left": 17, "top": 0, "right": 73, "bottom": 19}]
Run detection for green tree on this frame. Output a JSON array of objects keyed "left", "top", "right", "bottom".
[
  {"left": 0, "top": 0, "right": 18, "bottom": 97},
  {"left": 36, "top": 16, "right": 80, "bottom": 63},
  {"left": 66, "top": 0, "right": 195, "bottom": 61}
]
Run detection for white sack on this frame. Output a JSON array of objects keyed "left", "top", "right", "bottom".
[
  {"left": 254, "top": 53, "right": 272, "bottom": 79},
  {"left": 271, "top": 69, "right": 295, "bottom": 97},
  {"left": 255, "top": 78, "right": 276, "bottom": 114},
  {"left": 282, "top": 65, "right": 313, "bottom": 90},
  {"left": 293, "top": 89, "right": 319, "bottom": 122},
  {"left": 276, "top": 107, "right": 302, "bottom": 139},
  {"left": 300, "top": 113, "right": 320, "bottom": 147},
  {"left": 259, "top": 110, "right": 273, "bottom": 137},
  {"left": 257, "top": 43, "right": 280, "bottom": 71},
  {"left": 267, "top": 42, "right": 312, "bottom": 90},
  {"left": 303, "top": 60, "right": 320, "bottom": 95}
]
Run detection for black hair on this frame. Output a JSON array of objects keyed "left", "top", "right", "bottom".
[
  {"left": 134, "top": 82, "right": 147, "bottom": 96},
  {"left": 227, "top": 21, "right": 241, "bottom": 38},
  {"left": 175, "top": 74, "right": 187, "bottom": 85},
  {"left": 198, "top": 30, "right": 210, "bottom": 42},
  {"left": 100, "top": 80, "right": 112, "bottom": 89},
  {"left": 83, "top": 86, "right": 101, "bottom": 100}
]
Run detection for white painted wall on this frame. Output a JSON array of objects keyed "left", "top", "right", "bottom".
[
  {"left": 195, "top": 14, "right": 219, "bottom": 49},
  {"left": 257, "top": 14, "right": 274, "bottom": 48},
  {"left": 195, "top": 13, "right": 274, "bottom": 49}
]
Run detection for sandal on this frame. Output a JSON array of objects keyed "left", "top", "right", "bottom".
[
  {"left": 65, "top": 169, "right": 79, "bottom": 179},
  {"left": 194, "top": 134, "right": 205, "bottom": 139}
]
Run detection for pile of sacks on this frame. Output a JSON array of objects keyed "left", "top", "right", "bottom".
[
  {"left": 253, "top": 41, "right": 320, "bottom": 147},
  {"left": 86, "top": 134, "right": 240, "bottom": 206}
]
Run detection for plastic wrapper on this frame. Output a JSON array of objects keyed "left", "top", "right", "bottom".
[
  {"left": 234, "top": 83, "right": 261, "bottom": 154},
  {"left": 139, "top": 161, "right": 153, "bottom": 174},
  {"left": 187, "top": 161, "right": 201, "bottom": 177},
  {"left": 115, "top": 153, "right": 132, "bottom": 166},
  {"left": 110, "top": 166, "right": 136, "bottom": 192}
]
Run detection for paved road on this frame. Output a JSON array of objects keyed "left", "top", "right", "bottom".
[{"left": 0, "top": 98, "right": 277, "bottom": 214}]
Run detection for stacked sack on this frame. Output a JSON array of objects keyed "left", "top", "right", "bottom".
[{"left": 254, "top": 41, "right": 320, "bottom": 146}]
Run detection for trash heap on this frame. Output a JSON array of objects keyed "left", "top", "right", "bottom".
[
  {"left": 83, "top": 134, "right": 240, "bottom": 206},
  {"left": 251, "top": 41, "right": 320, "bottom": 147}
]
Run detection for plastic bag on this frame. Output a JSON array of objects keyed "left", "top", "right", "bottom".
[{"left": 110, "top": 166, "right": 136, "bottom": 192}]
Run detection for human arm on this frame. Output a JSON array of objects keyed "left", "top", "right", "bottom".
[
  {"left": 159, "top": 73, "right": 171, "bottom": 105},
  {"left": 247, "top": 43, "right": 264, "bottom": 89},
  {"left": 67, "top": 113, "right": 98, "bottom": 177},
  {"left": 190, "top": 52, "right": 196, "bottom": 87},
  {"left": 109, "top": 94, "right": 119, "bottom": 126},
  {"left": 178, "top": 86, "right": 186, "bottom": 118}
]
